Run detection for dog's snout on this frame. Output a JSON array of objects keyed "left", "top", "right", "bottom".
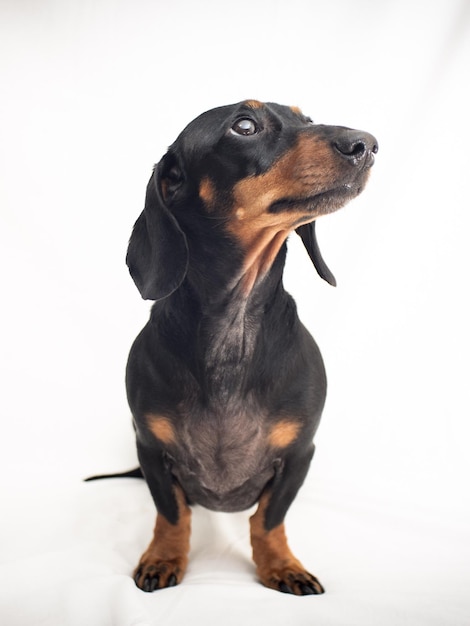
[{"left": 334, "top": 130, "right": 378, "bottom": 166}]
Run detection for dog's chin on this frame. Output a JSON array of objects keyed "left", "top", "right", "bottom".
[
  {"left": 309, "top": 183, "right": 363, "bottom": 217},
  {"left": 269, "top": 180, "right": 367, "bottom": 218}
]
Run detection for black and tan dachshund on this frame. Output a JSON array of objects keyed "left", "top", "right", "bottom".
[{"left": 89, "top": 100, "right": 377, "bottom": 595}]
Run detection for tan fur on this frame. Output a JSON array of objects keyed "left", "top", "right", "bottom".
[
  {"left": 250, "top": 493, "right": 324, "bottom": 595},
  {"left": 199, "top": 177, "right": 216, "bottom": 208},
  {"left": 134, "top": 485, "right": 191, "bottom": 589},
  {"left": 227, "top": 134, "right": 339, "bottom": 295},
  {"left": 244, "top": 99, "right": 263, "bottom": 109},
  {"left": 147, "top": 414, "right": 176, "bottom": 444},
  {"left": 268, "top": 420, "right": 301, "bottom": 448}
]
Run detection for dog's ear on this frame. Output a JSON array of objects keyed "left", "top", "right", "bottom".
[
  {"left": 126, "top": 156, "right": 189, "bottom": 300},
  {"left": 295, "top": 221, "right": 336, "bottom": 287}
]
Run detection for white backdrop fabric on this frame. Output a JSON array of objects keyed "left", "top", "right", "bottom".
[{"left": 1, "top": 1, "right": 469, "bottom": 624}]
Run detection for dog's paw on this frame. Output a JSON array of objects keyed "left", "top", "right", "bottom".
[
  {"left": 133, "top": 557, "right": 186, "bottom": 592},
  {"left": 260, "top": 564, "right": 325, "bottom": 596}
]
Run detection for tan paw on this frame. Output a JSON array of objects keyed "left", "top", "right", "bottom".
[
  {"left": 259, "top": 563, "right": 325, "bottom": 596},
  {"left": 133, "top": 557, "right": 186, "bottom": 592}
]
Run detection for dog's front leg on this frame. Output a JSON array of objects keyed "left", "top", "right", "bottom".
[
  {"left": 134, "top": 444, "right": 191, "bottom": 592},
  {"left": 250, "top": 448, "right": 324, "bottom": 595},
  {"left": 134, "top": 483, "right": 191, "bottom": 592}
]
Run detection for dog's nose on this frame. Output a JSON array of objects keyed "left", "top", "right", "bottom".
[{"left": 334, "top": 129, "right": 378, "bottom": 166}]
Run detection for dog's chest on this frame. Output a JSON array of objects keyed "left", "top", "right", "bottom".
[
  {"left": 172, "top": 400, "right": 277, "bottom": 512},
  {"left": 165, "top": 300, "right": 285, "bottom": 511}
]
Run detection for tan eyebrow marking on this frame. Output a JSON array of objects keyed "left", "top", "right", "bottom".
[{"left": 244, "top": 99, "right": 264, "bottom": 109}]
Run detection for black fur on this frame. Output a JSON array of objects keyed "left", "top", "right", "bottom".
[{"left": 94, "top": 100, "right": 377, "bottom": 593}]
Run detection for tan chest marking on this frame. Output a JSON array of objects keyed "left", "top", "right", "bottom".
[
  {"left": 147, "top": 414, "right": 176, "bottom": 444},
  {"left": 268, "top": 420, "right": 301, "bottom": 448}
]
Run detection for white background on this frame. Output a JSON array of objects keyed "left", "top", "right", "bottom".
[{"left": 1, "top": 1, "right": 469, "bottom": 624}]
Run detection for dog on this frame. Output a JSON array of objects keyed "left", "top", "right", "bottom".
[{"left": 90, "top": 100, "right": 377, "bottom": 595}]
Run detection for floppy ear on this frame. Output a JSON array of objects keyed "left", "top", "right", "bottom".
[
  {"left": 295, "top": 221, "right": 337, "bottom": 287},
  {"left": 126, "top": 159, "right": 189, "bottom": 300}
]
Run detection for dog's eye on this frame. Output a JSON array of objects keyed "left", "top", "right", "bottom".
[
  {"left": 231, "top": 118, "right": 258, "bottom": 136},
  {"left": 167, "top": 165, "right": 182, "bottom": 182}
]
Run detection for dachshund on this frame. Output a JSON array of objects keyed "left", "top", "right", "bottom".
[{"left": 90, "top": 100, "right": 377, "bottom": 596}]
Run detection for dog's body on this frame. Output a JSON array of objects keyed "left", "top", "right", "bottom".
[{"left": 123, "top": 101, "right": 377, "bottom": 594}]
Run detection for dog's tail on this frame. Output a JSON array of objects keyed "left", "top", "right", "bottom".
[{"left": 84, "top": 467, "right": 143, "bottom": 482}]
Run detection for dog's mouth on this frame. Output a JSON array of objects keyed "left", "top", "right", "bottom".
[{"left": 268, "top": 182, "right": 363, "bottom": 217}]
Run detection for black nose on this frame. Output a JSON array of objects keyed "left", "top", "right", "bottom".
[{"left": 334, "top": 129, "right": 378, "bottom": 166}]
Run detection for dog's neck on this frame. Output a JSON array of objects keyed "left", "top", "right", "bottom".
[
  {"left": 194, "top": 238, "right": 288, "bottom": 348},
  {"left": 152, "top": 236, "right": 291, "bottom": 394}
]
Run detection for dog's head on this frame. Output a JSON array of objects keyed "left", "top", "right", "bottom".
[{"left": 127, "top": 100, "right": 378, "bottom": 300}]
